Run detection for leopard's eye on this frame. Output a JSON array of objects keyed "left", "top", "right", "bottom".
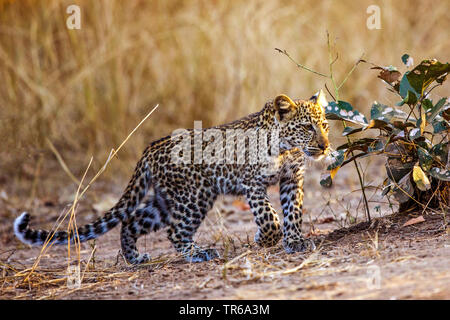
[{"left": 304, "top": 124, "right": 314, "bottom": 131}]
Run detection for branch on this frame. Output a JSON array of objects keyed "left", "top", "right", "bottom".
[{"left": 275, "top": 48, "right": 329, "bottom": 78}]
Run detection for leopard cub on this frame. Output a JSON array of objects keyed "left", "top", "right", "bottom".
[{"left": 14, "top": 91, "right": 330, "bottom": 264}]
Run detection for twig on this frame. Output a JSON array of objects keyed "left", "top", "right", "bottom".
[
  {"left": 274, "top": 48, "right": 329, "bottom": 78},
  {"left": 326, "top": 31, "right": 371, "bottom": 223},
  {"left": 324, "top": 83, "right": 336, "bottom": 101},
  {"left": 326, "top": 32, "right": 339, "bottom": 100},
  {"left": 338, "top": 54, "right": 365, "bottom": 90}
]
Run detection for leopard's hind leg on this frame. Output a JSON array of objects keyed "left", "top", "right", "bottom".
[
  {"left": 166, "top": 192, "right": 219, "bottom": 263},
  {"left": 120, "top": 195, "right": 167, "bottom": 264}
]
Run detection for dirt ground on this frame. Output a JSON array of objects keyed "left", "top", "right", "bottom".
[{"left": 0, "top": 159, "right": 449, "bottom": 300}]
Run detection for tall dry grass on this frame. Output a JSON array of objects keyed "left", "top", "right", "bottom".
[{"left": 0, "top": 0, "right": 449, "bottom": 194}]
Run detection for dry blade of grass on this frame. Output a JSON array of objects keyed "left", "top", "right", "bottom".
[
  {"left": 46, "top": 138, "right": 81, "bottom": 187},
  {"left": 80, "top": 244, "right": 97, "bottom": 282},
  {"left": 70, "top": 104, "right": 160, "bottom": 202},
  {"left": 20, "top": 104, "right": 159, "bottom": 283},
  {"left": 65, "top": 155, "right": 93, "bottom": 279}
]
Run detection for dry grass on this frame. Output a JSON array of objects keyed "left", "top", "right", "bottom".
[
  {"left": 1, "top": 210, "right": 448, "bottom": 299},
  {"left": 0, "top": 0, "right": 449, "bottom": 195}
]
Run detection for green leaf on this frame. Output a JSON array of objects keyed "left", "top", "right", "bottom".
[
  {"left": 421, "top": 99, "right": 433, "bottom": 111},
  {"left": 320, "top": 172, "right": 333, "bottom": 188},
  {"left": 401, "top": 54, "right": 410, "bottom": 65},
  {"left": 370, "top": 102, "right": 409, "bottom": 123},
  {"left": 426, "top": 97, "right": 447, "bottom": 122},
  {"left": 429, "top": 167, "right": 450, "bottom": 181},
  {"left": 416, "top": 139, "right": 432, "bottom": 151},
  {"left": 342, "top": 126, "right": 364, "bottom": 136},
  {"left": 432, "top": 119, "right": 448, "bottom": 133},
  {"left": 418, "top": 147, "right": 433, "bottom": 171},
  {"left": 436, "top": 73, "right": 448, "bottom": 84},
  {"left": 321, "top": 150, "right": 347, "bottom": 188},
  {"left": 403, "top": 59, "right": 450, "bottom": 97},
  {"left": 398, "top": 76, "right": 419, "bottom": 104},
  {"left": 430, "top": 143, "right": 449, "bottom": 163},
  {"left": 408, "top": 127, "right": 421, "bottom": 140},
  {"left": 401, "top": 54, "right": 414, "bottom": 67},
  {"left": 325, "top": 101, "right": 368, "bottom": 125},
  {"left": 326, "top": 149, "right": 346, "bottom": 171}
]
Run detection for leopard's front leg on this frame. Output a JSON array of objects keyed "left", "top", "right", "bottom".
[
  {"left": 244, "top": 185, "right": 282, "bottom": 247},
  {"left": 279, "top": 167, "right": 315, "bottom": 253}
]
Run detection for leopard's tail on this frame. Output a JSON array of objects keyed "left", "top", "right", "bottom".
[{"left": 14, "top": 155, "right": 152, "bottom": 246}]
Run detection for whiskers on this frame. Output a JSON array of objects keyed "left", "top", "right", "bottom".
[{"left": 303, "top": 146, "right": 331, "bottom": 161}]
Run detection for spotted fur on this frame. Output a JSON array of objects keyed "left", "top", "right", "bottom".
[{"left": 14, "top": 91, "right": 330, "bottom": 264}]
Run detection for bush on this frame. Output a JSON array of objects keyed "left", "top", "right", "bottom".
[{"left": 321, "top": 56, "right": 449, "bottom": 213}]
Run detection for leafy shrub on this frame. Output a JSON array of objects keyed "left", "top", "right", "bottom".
[{"left": 321, "top": 56, "right": 449, "bottom": 212}]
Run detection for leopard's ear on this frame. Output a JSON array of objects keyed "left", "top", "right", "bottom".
[
  {"left": 274, "top": 94, "right": 297, "bottom": 121},
  {"left": 309, "top": 89, "right": 328, "bottom": 108}
]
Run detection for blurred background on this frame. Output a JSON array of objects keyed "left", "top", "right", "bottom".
[{"left": 0, "top": 0, "right": 449, "bottom": 197}]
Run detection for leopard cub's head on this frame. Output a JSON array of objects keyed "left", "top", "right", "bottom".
[{"left": 273, "top": 90, "right": 330, "bottom": 160}]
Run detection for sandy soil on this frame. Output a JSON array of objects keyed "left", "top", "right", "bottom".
[{"left": 0, "top": 160, "right": 448, "bottom": 300}]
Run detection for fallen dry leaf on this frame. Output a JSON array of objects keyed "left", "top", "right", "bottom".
[
  {"left": 402, "top": 216, "right": 425, "bottom": 227},
  {"left": 306, "top": 228, "right": 332, "bottom": 237},
  {"left": 232, "top": 199, "right": 250, "bottom": 211},
  {"left": 317, "top": 217, "right": 336, "bottom": 224}
]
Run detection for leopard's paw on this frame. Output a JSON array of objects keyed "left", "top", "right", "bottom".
[
  {"left": 283, "top": 237, "right": 316, "bottom": 253},
  {"left": 184, "top": 248, "right": 220, "bottom": 263},
  {"left": 254, "top": 229, "right": 282, "bottom": 247},
  {"left": 130, "top": 253, "right": 151, "bottom": 265}
]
